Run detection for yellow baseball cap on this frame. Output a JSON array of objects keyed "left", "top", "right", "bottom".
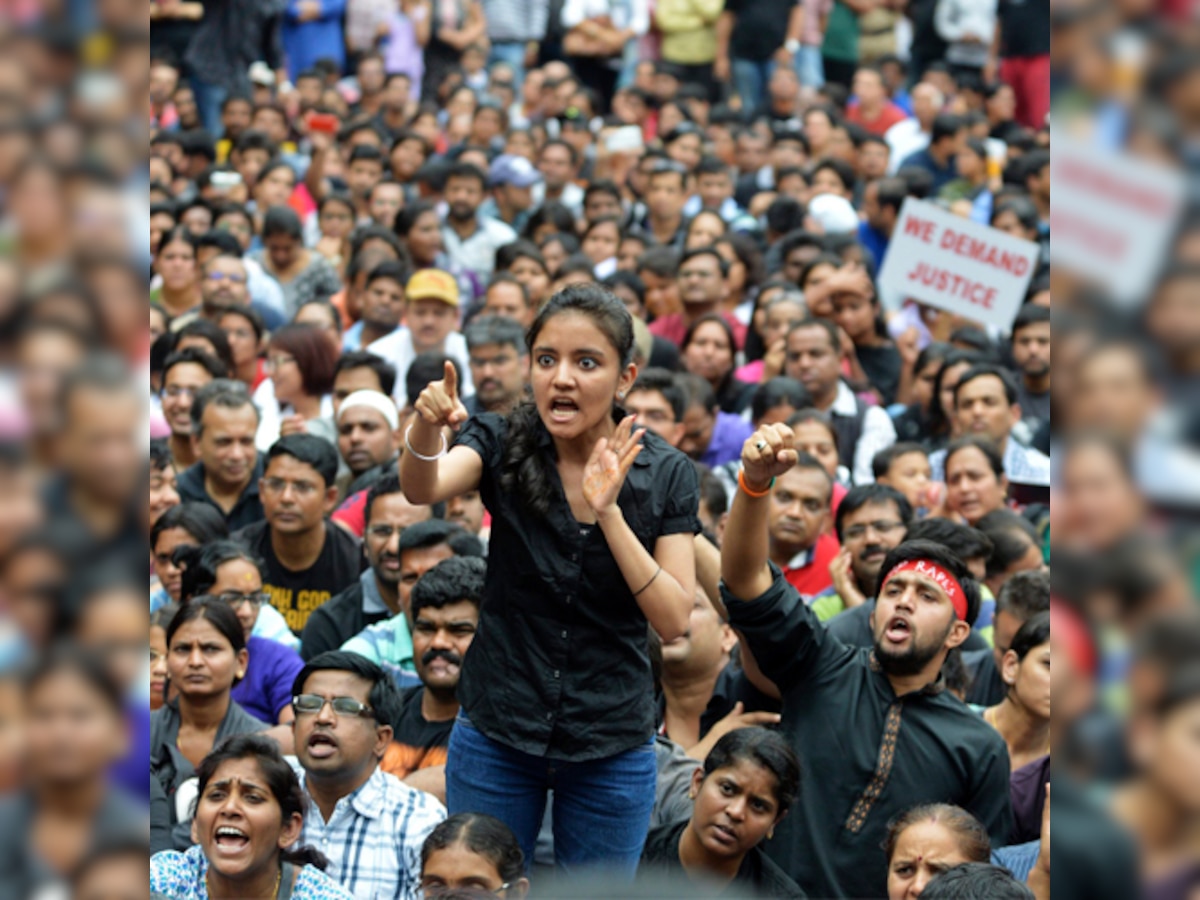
[{"left": 406, "top": 269, "right": 460, "bottom": 307}]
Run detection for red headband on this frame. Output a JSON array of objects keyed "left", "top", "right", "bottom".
[
  {"left": 1050, "top": 599, "right": 1097, "bottom": 678},
  {"left": 882, "top": 559, "right": 969, "bottom": 621}
]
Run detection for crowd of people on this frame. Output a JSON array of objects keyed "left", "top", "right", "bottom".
[
  {"left": 0, "top": 0, "right": 1196, "bottom": 897},
  {"left": 140, "top": 0, "right": 1064, "bottom": 891}
]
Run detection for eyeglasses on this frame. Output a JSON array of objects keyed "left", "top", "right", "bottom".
[
  {"left": 205, "top": 591, "right": 270, "bottom": 610},
  {"left": 419, "top": 884, "right": 512, "bottom": 898},
  {"left": 292, "top": 694, "right": 375, "bottom": 718},
  {"left": 366, "top": 524, "right": 404, "bottom": 540},
  {"left": 842, "top": 521, "right": 906, "bottom": 541},
  {"left": 206, "top": 271, "right": 247, "bottom": 284},
  {"left": 264, "top": 355, "right": 296, "bottom": 371},
  {"left": 261, "top": 477, "right": 320, "bottom": 497},
  {"left": 162, "top": 385, "right": 197, "bottom": 399}
]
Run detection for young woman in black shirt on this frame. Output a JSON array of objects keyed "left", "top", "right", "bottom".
[{"left": 402, "top": 284, "right": 700, "bottom": 874}]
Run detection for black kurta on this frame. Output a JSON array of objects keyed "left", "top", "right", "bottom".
[{"left": 723, "top": 564, "right": 1013, "bottom": 898}]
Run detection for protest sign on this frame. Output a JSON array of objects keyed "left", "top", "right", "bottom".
[
  {"left": 877, "top": 198, "right": 1040, "bottom": 330},
  {"left": 1050, "top": 135, "right": 1186, "bottom": 306}
]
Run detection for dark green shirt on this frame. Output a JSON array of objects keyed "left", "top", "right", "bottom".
[{"left": 723, "top": 564, "right": 1012, "bottom": 899}]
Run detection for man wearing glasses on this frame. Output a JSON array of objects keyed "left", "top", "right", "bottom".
[
  {"left": 233, "top": 434, "right": 363, "bottom": 634},
  {"left": 291, "top": 651, "right": 447, "bottom": 900}
]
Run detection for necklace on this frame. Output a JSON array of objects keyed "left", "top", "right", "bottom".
[{"left": 205, "top": 863, "right": 282, "bottom": 899}]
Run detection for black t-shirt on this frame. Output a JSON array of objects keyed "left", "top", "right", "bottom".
[
  {"left": 727, "top": 0, "right": 798, "bottom": 62},
  {"left": 298, "top": 579, "right": 391, "bottom": 661},
  {"left": 856, "top": 343, "right": 903, "bottom": 407},
  {"left": 382, "top": 686, "right": 454, "bottom": 779},
  {"left": 998, "top": 0, "right": 1051, "bottom": 57},
  {"left": 233, "top": 520, "right": 363, "bottom": 634},
  {"left": 640, "top": 819, "right": 808, "bottom": 898}
]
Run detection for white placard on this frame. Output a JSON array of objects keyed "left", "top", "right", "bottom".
[
  {"left": 877, "top": 198, "right": 1040, "bottom": 330},
  {"left": 1050, "top": 135, "right": 1186, "bottom": 306}
]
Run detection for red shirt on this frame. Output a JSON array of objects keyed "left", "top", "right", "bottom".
[
  {"left": 781, "top": 533, "right": 841, "bottom": 600},
  {"left": 846, "top": 102, "right": 910, "bottom": 136},
  {"left": 649, "top": 311, "right": 747, "bottom": 350}
]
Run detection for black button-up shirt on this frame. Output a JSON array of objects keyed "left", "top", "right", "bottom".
[
  {"left": 723, "top": 565, "right": 1012, "bottom": 899},
  {"left": 176, "top": 453, "right": 266, "bottom": 533},
  {"left": 453, "top": 412, "right": 701, "bottom": 761}
]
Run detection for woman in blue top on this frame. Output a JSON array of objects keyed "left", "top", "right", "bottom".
[
  {"left": 151, "top": 733, "right": 354, "bottom": 900},
  {"left": 402, "top": 284, "right": 700, "bottom": 873}
]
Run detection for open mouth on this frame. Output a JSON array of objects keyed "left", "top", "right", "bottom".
[
  {"left": 710, "top": 823, "right": 737, "bottom": 846},
  {"left": 213, "top": 825, "right": 251, "bottom": 854},
  {"left": 549, "top": 398, "right": 580, "bottom": 423},
  {"left": 307, "top": 733, "right": 338, "bottom": 759},
  {"left": 884, "top": 617, "right": 912, "bottom": 644}
]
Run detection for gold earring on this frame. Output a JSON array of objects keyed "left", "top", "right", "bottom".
[
  {"left": 768, "top": 829, "right": 775, "bottom": 840},
  {"left": 688, "top": 790, "right": 696, "bottom": 800}
]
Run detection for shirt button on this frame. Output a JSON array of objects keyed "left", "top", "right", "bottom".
[
  {"left": 553, "top": 670, "right": 560, "bottom": 678},
  {"left": 561, "top": 630, "right": 567, "bottom": 639},
  {"left": 545, "top": 712, "right": 553, "bottom": 720}
]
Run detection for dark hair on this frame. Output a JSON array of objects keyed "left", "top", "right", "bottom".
[
  {"left": 677, "top": 372, "right": 718, "bottom": 415},
  {"left": 702, "top": 727, "right": 801, "bottom": 817},
  {"left": 465, "top": 314, "right": 526, "bottom": 353},
  {"left": 679, "top": 245, "right": 728, "bottom": 278},
  {"left": 976, "top": 510, "right": 1039, "bottom": 579},
  {"left": 291, "top": 651, "right": 402, "bottom": 730},
  {"left": 637, "top": 246, "right": 681, "bottom": 279},
  {"left": 500, "top": 285, "right": 634, "bottom": 517},
  {"left": 57, "top": 353, "right": 137, "bottom": 420},
  {"left": 584, "top": 179, "right": 622, "bottom": 206},
  {"left": 218, "top": 303, "right": 266, "bottom": 343},
  {"left": 495, "top": 239, "right": 550, "bottom": 275},
  {"left": 779, "top": 230, "right": 827, "bottom": 267},
  {"left": 151, "top": 437, "right": 173, "bottom": 473},
  {"left": 904, "top": 519, "right": 994, "bottom": 568},
  {"left": 699, "top": 469, "right": 728, "bottom": 521},
  {"left": 394, "top": 200, "right": 438, "bottom": 238},
  {"left": 177, "top": 319, "right": 234, "bottom": 373},
  {"left": 953, "top": 363, "right": 1017, "bottom": 408},
  {"left": 927, "top": 350, "right": 986, "bottom": 436},
  {"left": 835, "top": 485, "right": 913, "bottom": 542},
  {"left": 1011, "top": 302, "right": 1050, "bottom": 334},
  {"left": 785, "top": 408, "right": 839, "bottom": 453},
  {"left": 421, "top": 814, "right": 525, "bottom": 885},
  {"left": 406, "top": 352, "right": 460, "bottom": 408},
  {"left": 879, "top": 539, "right": 982, "bottom": 626},
  {"left": 365, "top": 259, "right": 413, "bottom": 292},
  {"left": 176, "top": 539, "right": 264, "bottom": 604},
  {"left": 261, "top": 204, "right": 303, "bottom": 241},
  {"left": 399, "top": 518, "right": 466, "bottom": 557},
  {"left": 190, "top": 379, "right": 258, "bottom": 435},
  {"left": 797, "top": 253, "right": 841, "bottom": 290},
  {"left": 1008, "top": 610, "right": 1050, "bottom": 662},
  {"left": 921, "top": 864, "right": 1034, "bottom": 899},
  {"left": 786, "top": 316, "right": 840, "bottom": 354},
  {"left": 766, "top": 198, "right": 806, "bottom": 236},
  {"left": 336, "top": 350, "right": 397, "bottom": 398},
  {"left": 194, "top": 734, "right": 329, "bottom": 870},
  {"left": 603, "top": 270, "right": 646, "bottom": 308},
  {"left": 751, "top": 377, "right": 812, "bottom": 424},
  {"left": 629, "top": 368, "right": 686, "bottom": 422},
  {"left": 267, "top": 433, "right": 339, "bottom": 488},
  {"left": 445, "top": 161, "right": 487, "bottom": 190},
  {"left": 25, "top": 643, "right": 125, "bottom": 715},
  {"left": 269, "top": 323, "right": 339, "bottom": 396},
  {"left": 991, "top": 196, "right": 1039, "bottom": 234},
  {"left": 811, "top": 158, "right": 857, "bottom": 194},
  {"left": 944, "top": 435, "right": 1005, "bottom": 481},
  {"left": 1156, "top": 665, "right": 1200, "bottom": 717},
  {"left": 884, "top": 804, "right": 990, "bottom": 865},
  {"left": 348, "top": 144, "right": 385, "bottom": 167},
  {"left": 411, "top": 556, "right": 486, "bottom": 619},
  {"left": 914, "top": 341, "right": 953, "bottom": 378},
  {"left": 318, "top": 192, "right": 356, "bottom": 219},
  {"left": 874, "top": 176, "right": 909, "bottom": 214},
  {"left": 931, "top": 113, "right": 965, "bottom": 144},
  {"left": 166, "top": 597, "right": 246, "bottom": 656},
  {"left": 195, "top": 230, "right": 243, "bottom": 258},
  {"left": 522, "top": 202, "right": 577, "bottom": 242},
  {"left": 682, "top": 314, "right": 738, "bottom": 394},
  {"left": 70, "top": 835, "right": 151, "bottom": 889},
  {"left": 484, "top": 273, "right": 531, "bottom": 307},
  {"left": 163, "top": 347, "right": 227, "bottom": 383},
  {"left": 151, "top": 502, "right": 230, "bottom": 555},
  {"left": 872, "top": 442, "right": 929, "bottom": 480}
]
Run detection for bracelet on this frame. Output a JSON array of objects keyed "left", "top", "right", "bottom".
[
  {"left": 634, "top": 565, "right": 662, "bottom": 597},
  {"left": 738, "top": 469, "right": 775, "bottom": 498},
  {"left": 404, "top": 423, "right": 448, "bottom": 462}
]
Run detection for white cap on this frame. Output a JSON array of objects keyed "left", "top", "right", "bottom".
[
  {"left": 337, "top": 390, "right": 399, "bottom": 430},
  {"left": 807, "top": 193, "right": 860, "bottom": 235}
]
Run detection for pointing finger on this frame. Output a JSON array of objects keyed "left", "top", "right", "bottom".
[{"left": 443, "top": 361, "right": 458, "bottom": 400}]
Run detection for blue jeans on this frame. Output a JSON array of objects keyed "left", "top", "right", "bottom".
[
  {"left": 446, "top": 715, "right": 656, "bottom": 876},
  {"left": 488, "top": 41, "right": 528, "bottom": 93},
  {"left": 732, "top": 58, "right": 774, "bottom": 113},
  {"left": 190, "top": 77, "right": 228, "bottom": 137},
  {"left": 795, "top": 45, "right": 825, "bottom": 88}
]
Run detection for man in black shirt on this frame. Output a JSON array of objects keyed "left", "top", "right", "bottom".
[
  {"left": 721, "top": 423, "right": 1011, "bottom": 898},
  {"left": 235, "top": 434, "right": 362, "bottom": 635},
  {"left": 382, "top": 555, "right": 484, "bottom": 780},
  {"left": 300, "top": 473, "right": 437, "bottom": 661},
  {"left": 176, "top": 382, "right": 266, "bottom": 532},
  {"left": 965, "top": 568, "right": 1049, "bottom": 706},
  {"left": 1010, "top": 305, "right": 1051, "bottom": 433}
]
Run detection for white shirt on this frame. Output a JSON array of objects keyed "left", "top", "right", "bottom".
[
  {"left": 440, "top": 216, "right": 518, "bottom": 284},
  {"left": 561, "top": 0, "right": 650, "bottom": 34},
  {"left": 885, "top": 118, "right": 930, "bottom": 174},
  {"left": 367, "top": 328, "right": 476, "bottom": 407},
  {"left": 531, "top": 180, "right": 586, "bottom": 218},
  {"left": 251, "top": 378, "right": 336, "bottom": 452},
  {"left": 830, "top": 380, "right": 898, "bottom": 486}
]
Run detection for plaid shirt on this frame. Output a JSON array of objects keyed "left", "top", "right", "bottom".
[
  {"left": 296, "top": 766, "right": 446, "bottom": 900},
  {"left": 929, "top": 436, "right": 1052, "bottom": 487}
]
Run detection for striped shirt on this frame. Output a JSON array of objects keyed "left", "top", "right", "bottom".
[
  {"left": 481, "top": 0, "right": 551, "bottom": 43},
  {"left": 929, "top": 436, "right": 1052, "bottom": 487},
  {"left": 296, "top": 766, "right": 447, "bottom": 900}
]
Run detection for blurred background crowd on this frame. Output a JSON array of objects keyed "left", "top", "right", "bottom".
[{"left": 0, "top": 0, "right": 1192, "bottom": 896}]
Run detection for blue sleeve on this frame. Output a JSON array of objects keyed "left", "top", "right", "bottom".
[{"left": 271, "top": 648, "right": 307, "bottom": 719}]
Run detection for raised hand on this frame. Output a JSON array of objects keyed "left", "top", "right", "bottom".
[
  {"left": 414, "top": 361, "right": 469, "bottom": 431},
  {"left": 741, "top": 423, "right": 798, "bottom": 491},
  {"left": 829, "top": 547, "right": 868, "bottom": 609},
  {"left": 583, "top": 415, "right": 644, "bottom": 516}
]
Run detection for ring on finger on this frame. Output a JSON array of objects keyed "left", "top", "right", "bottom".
[{"left": 755, "top": 440, "right": 767, "bottom": 451}]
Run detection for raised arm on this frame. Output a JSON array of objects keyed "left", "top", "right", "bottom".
[
  {"left": 584, "top": 418, "right": 694, "bottom": 642},
  {"left": 721, "top": 423, "right": 798, "bottom": 601},
  {"left": 401, "top": 361, "right": 484, "bottom": 505}
]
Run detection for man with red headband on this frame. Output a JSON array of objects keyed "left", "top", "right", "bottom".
[{"left": 718, "top": 422, "right": 1013, "bottom": 898}]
